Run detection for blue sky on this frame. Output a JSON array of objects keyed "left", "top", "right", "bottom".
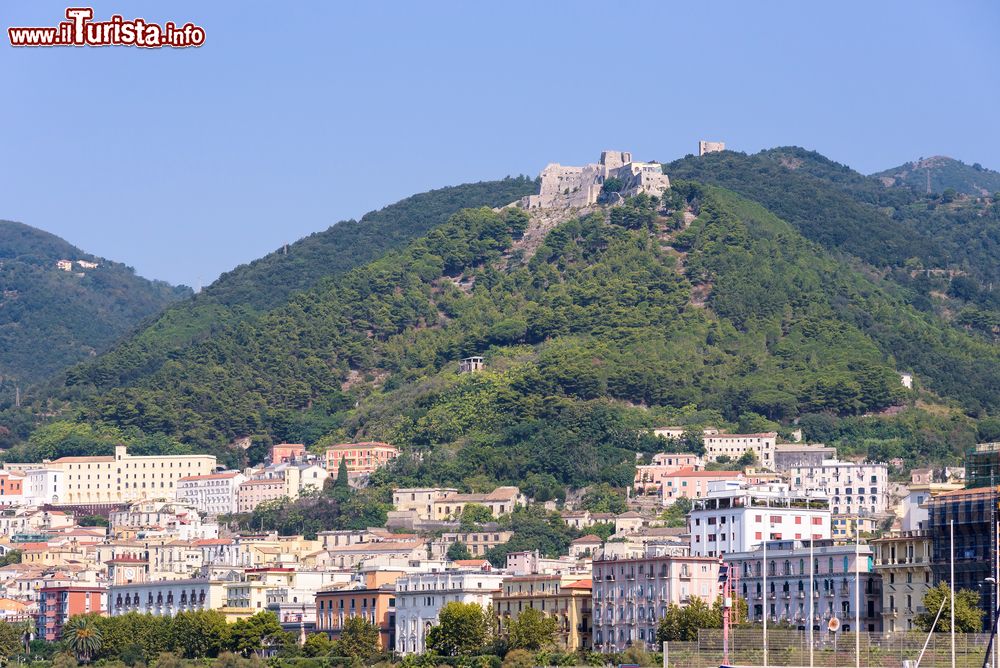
[{"left": 2, "top": 1, "right": 998, "bottom": 287}]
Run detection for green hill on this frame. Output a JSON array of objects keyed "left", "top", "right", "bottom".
[
  {"left": 0, "top": 221, "right": 190, "bottom": 389},
  {"left": 873, "top": 156, "right": 1000, "bottom": 197},
  {"left": 12, "top": 181, "right": 1000, "bottom": 479},
  {"left": 667, "top": 147, "right": 1000, "bottom": 346}
]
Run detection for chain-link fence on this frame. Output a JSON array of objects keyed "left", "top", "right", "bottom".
[{"left": 663, "top": 629, "right": 992, "bottom": 668}]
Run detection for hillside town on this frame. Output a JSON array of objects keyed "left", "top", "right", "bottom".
[{"left": 0, "top": 425, "right": 993, "bottom": 658}]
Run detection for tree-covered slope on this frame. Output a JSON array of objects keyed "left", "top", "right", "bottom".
[
  {"left": 0, "top": 221, "right": 190, "bottom": 387},
  {"left": 667, "top": 148, "right": 1000, "bottom": 345},
  {"left": 667, "top": 148, "right": 941, "bottom": 269},
  {"left": 873, "top": 156, "right": 1000, "bottom": 197},
  {"left": 18, "top": 185, "right": 1000, "bottom": 478}
]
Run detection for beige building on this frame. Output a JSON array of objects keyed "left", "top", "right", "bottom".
[
  {"left": 17, "top": 446, "right": 216, "bottom": 506},
  {"left": 495, "top": 575, "right": 593, "bottom": 651},
  {"left": 392, "top": 488, "right": 459, "bottom": 520},
  {"left": 703, "top": 432, "right": 777, "bottom": 468},
  {"left": 431, "top": 530, "right": 513, "bottom": 558},
  {"left": 872, "top": 531, "right": 932, "bottom": 633},
  {"left": 431, "top": 487, "right": 525, "bottom": 521}
]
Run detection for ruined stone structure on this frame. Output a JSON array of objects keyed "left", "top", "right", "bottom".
[
  {"left": 698, "top": 140, "right": 725, "bottom": 156},
  {"left": 519, "top": 150, "right": 670, "bottom": 210}
]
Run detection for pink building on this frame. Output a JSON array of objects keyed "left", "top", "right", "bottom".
[
  {"left": 661, "top": 468, "right": 744, "bottom": 505},
  {"left": 633, "top": 453, "right": 702, "bottom": 496},
  {"left": 592, "top": 554, "right": 720, "bottom": 651},
  {"left": 271, "top": 443, "right": 306, "bottom": 465},
  {"left": 236, "top": 478, "right": 286, "bottom": 513}
]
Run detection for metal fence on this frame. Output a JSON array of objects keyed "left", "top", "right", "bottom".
[{"left": 663, "top": 629, "right": 993, "bottom": 668}]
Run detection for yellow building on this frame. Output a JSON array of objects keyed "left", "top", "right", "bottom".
[
  {"left": 494, "top": 575, "right": 592, "bottom": 651},
  {"left": 54, "top": 445, "right": 216, "bottom": 505}
]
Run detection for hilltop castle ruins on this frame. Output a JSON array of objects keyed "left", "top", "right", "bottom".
[{"left": 519, "top": 150, "right": 670, "bottom": 210}]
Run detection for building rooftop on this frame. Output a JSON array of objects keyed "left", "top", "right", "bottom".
[{"left": 663, "top": 467, "right": 742, "bottom": 478}]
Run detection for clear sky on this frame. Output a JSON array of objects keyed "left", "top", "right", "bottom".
[{"left": 2, "top": 1, "right": 998, "bottom": 288}]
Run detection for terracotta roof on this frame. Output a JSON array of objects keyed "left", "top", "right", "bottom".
[
  {"left": 564, "top": 579, "right": 593, "bottom": 589},
  {"left": 18, "top": 542, "right": 50, "bottom": 551},
  {"left": 193, "top": 538, "right": 233, "bottom": 546},
  {"left": 179, "top": 472, "right": 241, "bottom": 481},
  {"left": 572, "top": 535, "right": 602, "bottom": 544},
  {"left": 240, "top": 479, "right": 284, "bottom": 486},
  {"left": 454, "top": 559, "right": 490, "bottom": 566}
]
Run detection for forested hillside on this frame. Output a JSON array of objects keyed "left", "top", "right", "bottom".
[
  {"left": 0, "top": 221, "right": 190, "bottom": 389},
  {"left": 10, "top": 183, "right": 1000, "bottom": 480},
  {"left": 668, "top": 148, "right": 1000, "bottom": 358},
  {"left": 873, "top": 156, "right": 1000, "bottom": 197}
]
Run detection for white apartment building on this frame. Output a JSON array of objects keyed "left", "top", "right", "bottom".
[
  {"left": 688, "top": 481, "right": 831, "bottom": 558},
  {"left": 703, "top": 432, "right": 777, "bottom": 468},
  {"left": 394, "top": 570, "right": 505, "bottom": 654},
  {"left": 23, "top": 469, "right": 64, "bottom": 506},
  {"left": 176, "top": 471, "right": 246, "bottom": 515},
  {"left": 787, "top": 460, "right": 889, "bottom": 517},
  {"left": 110, "top": 578, "right": 226, "bottom": 617}
]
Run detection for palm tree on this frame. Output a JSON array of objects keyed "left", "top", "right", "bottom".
[{"left": 62, "top": 616, "right": 102, "bottom": 663}]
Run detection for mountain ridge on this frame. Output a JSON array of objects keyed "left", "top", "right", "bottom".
[{"left": 0, "top": 220, "right": 191, "bottom": 391}]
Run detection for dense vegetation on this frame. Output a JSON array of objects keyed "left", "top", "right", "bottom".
[{"left": 0, "top": 220, "right": 189, "bottom": 390}]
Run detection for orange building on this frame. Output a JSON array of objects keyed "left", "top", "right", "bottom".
[
  {"left": 37, "top": 584, "right": 106, "bottom": 641},
  {"left": 0, "top": 470, "right": 24, "bottom": 505},
  {"left": 324, "top": 442, "right": 399, "bottom": 478},
  {"left": 271, "top": 443, "right": 306, "bottom": 465},
  {"left": 315, "top": 571, "right": 400, "bottom": 650}
]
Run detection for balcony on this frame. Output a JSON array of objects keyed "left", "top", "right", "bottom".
[{"left": 798, "top": 591, "right": 805, "bottom": 599}]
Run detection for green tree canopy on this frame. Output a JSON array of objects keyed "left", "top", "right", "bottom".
[
  {"left": 335, "top": 616, "right": 381, "bottom": 661},
  {"left": 915, "top": 583, "right": 983, "bottom": 633},
  {"left": 426, "top": 602, "right": 493, "bottom": 656},
  {"left": 507, "top": 607, "right": 558, "bottom": 651},
  {"left": 447, "top": 541, "right": 472, "bottom": 561},
  {"left": 63, "top": 615, "right": 103, "bottom": 663}
]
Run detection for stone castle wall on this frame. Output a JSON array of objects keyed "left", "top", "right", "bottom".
[{"left": 520, "top": 150, "right": 669, "bottom": 210}]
